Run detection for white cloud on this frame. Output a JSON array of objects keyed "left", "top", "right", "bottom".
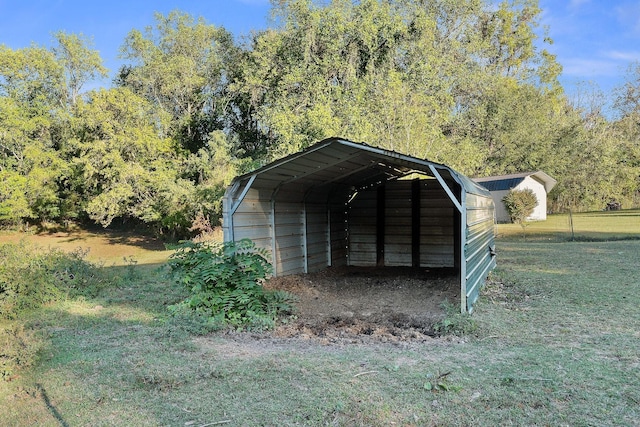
[
  {"left": 606, "top": 50, "right": 640, "bottom": 62},
  {"left": 561, "top": 58, "right": 621, "bottom": 77},
  {"left": 615, "top": 3, "right": 640, "bottom": 35},
  {"left": 235, "top": 0, "right": 270, "bottom": 5},
  {"left": 569, "top": 0, "right": 590, "bottom": 9}
]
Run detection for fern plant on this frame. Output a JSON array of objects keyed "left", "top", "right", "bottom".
[{"left": 167, "top": 239, "right": 294, "bottom": 330}]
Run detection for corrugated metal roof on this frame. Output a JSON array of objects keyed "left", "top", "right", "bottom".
[
  {"left": 474, "top": 171, "right": 557, "bottom": 193},
  {"left": 230, "top": 137, "right": 491, "bottom": 198},
  {"left": 477, "top": 177, "right": 526, "bottom": 191}
]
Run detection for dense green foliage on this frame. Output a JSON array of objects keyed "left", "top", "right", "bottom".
[
  {"left": 0, "top": 241, "right": 117, "bottom": 378},
  {"left": 1, "top": 1, "right": 639, "bottom": 234},
  {"left": 502, "top": 188, "right": 538, "bottom": 224},
  {"left": 0, "top": 242, "right": 112, "bottom": 319},
  {"left": 167, "top": 238, "right": 294, "bottom": 330},
  {"left": 0, "top": 322, "right": 44, "bottom": 379}
]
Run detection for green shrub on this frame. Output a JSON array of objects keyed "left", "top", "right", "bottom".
[
  {"left": 502, "top": 189, "right": 538, "bottom": 224},
  {"left": 167, "top": 239, "right": 295, "bottom": 331},
  {"left": 0, "top": 322, "right": 44, "bottom": 379},
  {"left": 0, "top": 242, "right": 111, "bottom": 319}
]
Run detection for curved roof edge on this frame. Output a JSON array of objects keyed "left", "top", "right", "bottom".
[{"left": 231, "top": 137, "right": 492, "bottom": 198}]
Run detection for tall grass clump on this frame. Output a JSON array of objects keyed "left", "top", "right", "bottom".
[
  {"left": 0, "top": 242, "right": 112, "bottom": 319},
  {"left": 167, "top": 238, "right": 294, "bottom": 332},
  {"left": 433, "top": 300, "right": 477, "bottom": 336},
  {"left": 0, "top": 241, "right": 116, "bottom": 379},
  {"left": 0, "top": 323, "right": 44, "bottom": 379}
]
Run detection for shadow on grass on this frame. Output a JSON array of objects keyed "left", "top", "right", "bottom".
[
  {"left": 584, "top": 212, "right": 640, "bottom": 218},
  {"left": 34, "top": 223, "right": 175, "bottom": 253},
  {"left": 37, "top": 383, "right": 70, "bottom": 427},
  {"left": 22, "top": 304, "right": 187, "bottom": 427},
  {"left": 102, "top": 232, "right": 170, "bottom": 252},
  {"left": 497, "top": 232, "right": 640, "bottom": 243}
]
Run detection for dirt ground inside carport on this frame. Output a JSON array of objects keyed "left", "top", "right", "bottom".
[{"left": 262, "top": 266, "right": 460, "bottom": 344}]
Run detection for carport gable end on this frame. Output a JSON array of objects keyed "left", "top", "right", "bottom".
[{"left": 222, "top": 138, "right": 496, "bottom": 313}]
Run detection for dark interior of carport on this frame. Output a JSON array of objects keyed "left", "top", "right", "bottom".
[{"left": 223, "top": 138, "right": 495, "bottom": 312}]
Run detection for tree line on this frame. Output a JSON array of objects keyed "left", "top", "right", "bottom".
[{"left": 1, "top": 0, "right": 639, "bottom": 236}]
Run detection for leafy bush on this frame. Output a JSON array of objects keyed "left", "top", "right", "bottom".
[
  {"left": 0, "top": 241, "right": 118, "bottom": 379},
  {"left": 502, "top": 189, "right": 538, "bottom": 224},
  {"left": 167, "top": 239, "right": 295, "bottom": 331},
  {"left": 0, "top": 242, "right": 111, "bottom": 319},
  {"left": 0, "top": 243, "right": 60, "bottom": 318},
  {"left": 0, "top": 322, "right": 44, "bottom": 379}
]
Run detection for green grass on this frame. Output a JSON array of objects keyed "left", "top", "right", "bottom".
[
  {"left": 1, "top": 214, "right": 639, "bottom": 426},
  {"left": 497, "top": 209, "right": 640, "bottom": 242},
  {"left": 0, "top": 225, "right": 174, "bottom": 266}
]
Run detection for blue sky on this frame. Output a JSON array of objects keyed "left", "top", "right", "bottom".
[
  {"left": 1, "top": 0, "right": 639, "bottom": 108},
  {"left": 539, "top": 0, "right": 640, "bottom": 103}
]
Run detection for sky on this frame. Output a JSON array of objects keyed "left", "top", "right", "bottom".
[
  {"left": 538, "top": 0, "right": 640, "bottom": 108},
  {"left": 1, "top": 0, "right": 639, "bottom": 111}
]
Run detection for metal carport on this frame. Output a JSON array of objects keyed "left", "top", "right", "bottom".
[{"left": 223, "top": 137, "right": 496, "bottom": 312}]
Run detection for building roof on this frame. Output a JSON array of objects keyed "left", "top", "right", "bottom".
[
  {"left": 473, "top": 171, "right": 557, "bottom": 193},
  {"left": 228, "top": 137, "right": 491, "bottom": 201}
]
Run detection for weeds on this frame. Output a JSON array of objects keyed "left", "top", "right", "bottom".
[
  {"left": 0, "top": 322, "right": 44, "bottom": 379},
  {"left": 482, "top": 271, "right": 534, "bottom": 309},
  {"left": 122, "top": 255, "right": 140, "bottom": 280},
  {"left": 0, "top": 243, "right": 114, "bottom": 319},
  {"left": 424, "top": 371, "right": 462, "bottom": 393},
  {"left": 164, "top": 302, "right": 224, "bottom": 336},
  {"left": 0, "top": 241, "right": 121, "bottom": 379},
  {"left": 433, "top": 300, "right": 477, "bottom": 336}
]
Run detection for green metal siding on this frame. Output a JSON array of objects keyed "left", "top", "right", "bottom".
[{"left": 464, "top": 193, "right": 496, "bottom": 312}]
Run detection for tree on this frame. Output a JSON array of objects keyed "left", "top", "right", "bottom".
[
  {"left": 238, "top": 0, "right": 452, "bottom": 159},
  {"left": 0, "top": 171, "right": 31, "bottom": 225},
  {"left": 52, "top": 31, "right": 108, "bottom": 107},
  {"left": 236, "top": 0, "right": 562, "bottom": 171},
  {"left": 118, "top": 11, "right": 236, "bottom": 153},
  {"left": 68, "top": 87, "right": 245, "bottom": 236},
  {"left": 544, "top": 74, "right": 640, "bottom": 212},
  {"left": 611, "top": 62, "right": 640, "bottom": 207},
  {"left": 0, "top": 45, "right": 61, "bottom": 171},
  {"left": 181, "top": 130, "right": 252, "bottom": 227},
  {"left": 0, "top": 44, "right": 67, "bottom": 224},
  {"left": 70, "top": 87, "right": 183, "bottom": 229},
  {"left": 0, "top": 35, "right": 110, "bottom": 226}
]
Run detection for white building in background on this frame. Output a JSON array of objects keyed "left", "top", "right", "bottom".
[{"left": 473, "top": 171, "right": 557, "bottom": 223}]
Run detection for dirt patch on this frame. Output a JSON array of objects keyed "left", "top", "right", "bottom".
[{"left": 262, "top": 266, "right": 460, "bottom": 344}]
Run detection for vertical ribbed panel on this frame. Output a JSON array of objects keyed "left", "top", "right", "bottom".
[{"left": 464, "top": 193, "right": 496, "bottom": 312}]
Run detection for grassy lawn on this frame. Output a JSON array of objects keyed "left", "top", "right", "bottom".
[
  {"left": 1, "top": 212, "right": 639, "bottom": 426},
  {"left": 0, "top": 225, "right": 174, "bottom": 266},
  {"left": 497, "top": 209, "right": 640, "bottom": 242}
]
